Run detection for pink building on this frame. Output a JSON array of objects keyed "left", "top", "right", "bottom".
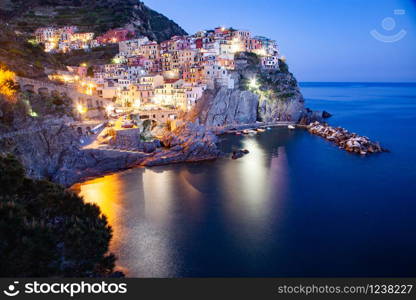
[
  {"left": 96, "top": 28, "right": 134, "bottom": 44},
  {"left": 128, "top": 56, "right": 154, "bottom": 72},
  {"left": 245, "top": 38, "right": 262, "bottom": 51},
  {"left": 66, "top": 66, "right": 87, "bottom": 78},
  {"left": 214, "top": 27, "right": 231, "bottom": 35}
]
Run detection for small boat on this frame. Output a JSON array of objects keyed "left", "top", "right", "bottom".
[
  {"left": 266, "top": 127, "right": 272, "bottom": 130},
  {"left": 242, "top": 129, "right": 250, "bottom": 134},
  {"left": 235, "top": 132, "right": 242, "bottom": 135},
  {"left": 288, "top": 125, "right": 296, "bottom": 130},
  {"left": 257, "top": 128, "right": 266, "bottom": 132}
]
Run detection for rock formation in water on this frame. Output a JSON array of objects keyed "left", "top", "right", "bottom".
[{"left": 307, "top": 121, "right": 387, "bottom": 155}]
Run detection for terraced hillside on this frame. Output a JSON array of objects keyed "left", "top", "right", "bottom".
[
  {"left": 0, "top": 22, "right": 63, "bottom": 78},
  {"left": 1, "top": 0, "right": 187, "bottom": 42}
]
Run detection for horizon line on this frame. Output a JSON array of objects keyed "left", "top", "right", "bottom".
[{"left": 299, "top": 81, "right": 416, "bottom": 83}]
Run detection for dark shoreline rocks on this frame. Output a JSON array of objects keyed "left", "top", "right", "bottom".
[
  {"left": 0, "top": 120, "right": 222, "bottom": 187},
  {"left": 298, "top": 109, "right": 332, "bottom": 125},
  {"left": 307, "top": 121, "right": 388, "bottom": 155},
  {"left": 139, "top": 122, "right": 221, "bottom": 167},
  {"left": 322, "top": 110, "right": 332, "bottom": 119},
  {"left": 231, "top": 149, "right": 249, "bottom": 159}
]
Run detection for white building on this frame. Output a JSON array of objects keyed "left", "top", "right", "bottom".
[
  {"left": 185, "top": 84, "right": 206, "bottom": 110},
  {"left": 119, "top": 37, "right": 150, "bottom": 56},
  {"left": 204, "top": 65, "right": 234, "bottom": 89},
  {"left": 138, "top": 75, "right": 164, "bottom": 89},
  {"left": 127, "top": 66, "right": 146, "bottom": 80}
]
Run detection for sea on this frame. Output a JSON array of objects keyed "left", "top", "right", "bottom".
[{"left": 75, "top": 82, "right": 416, "bottom": 277}]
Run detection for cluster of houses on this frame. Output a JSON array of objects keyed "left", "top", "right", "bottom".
[
  {"left": 35, "top": 26, "right": 134, "bottom": 53},
  {"left": 42, "top": 26, "right": 280, "bottom": 113}
]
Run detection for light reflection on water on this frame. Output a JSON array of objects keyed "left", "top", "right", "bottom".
[
  {"left": 220, "top": 137, "right": 289, "bottom": 251},
  {"left": 75, "top": 131, "right": 291, "bottom": 277},
  {"left": 74, "top": 84, "right": 416, "bottom": 277}
]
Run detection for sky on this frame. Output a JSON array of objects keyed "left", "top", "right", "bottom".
[{"left": 144, "top": 0, "right": 416, "bottom": 82}]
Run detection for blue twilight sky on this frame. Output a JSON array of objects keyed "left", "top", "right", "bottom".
[{"left": 144, "top": 0, "right": 416, "bottom": 82}]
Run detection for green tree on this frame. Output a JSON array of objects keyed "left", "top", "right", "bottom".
[
  {"left": 278, "top": 59, "right": 289, "bottom": 73},
  {"left": 0, "top": 155, "right": 120, "bottom": 277}
]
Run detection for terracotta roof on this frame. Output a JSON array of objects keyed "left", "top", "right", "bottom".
[{"left": 164, "top": 79, "right": 179, "bottom": 83}]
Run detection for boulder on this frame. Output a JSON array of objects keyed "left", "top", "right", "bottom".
[
  {"left": 322, "top": 110, "right": 332, "bottom": 118},
  {"left": 142, "top": 142, "right": 156, "bottom": 153},
  {"left": 231, "top": 149, "right": 249, "bottom": 159}
]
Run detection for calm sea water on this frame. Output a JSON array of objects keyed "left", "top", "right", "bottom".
[{"left": 76, "top": 83, "right": 416, "bottom": 277}]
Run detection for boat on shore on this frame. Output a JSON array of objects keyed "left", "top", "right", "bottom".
[{"left": 288, "top": 125, "right": 296, "bottom": 130}]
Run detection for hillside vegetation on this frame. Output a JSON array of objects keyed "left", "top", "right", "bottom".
[
  {"left": 1, "top": 0, "right": 187, "bottom": 42},
  {"left": 0, "top": 22, "right": 63, "bottom": 78},
  {"left": 0, "top": 154, "right": 119, "bottom": 277}
]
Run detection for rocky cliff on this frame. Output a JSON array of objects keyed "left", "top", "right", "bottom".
[
  {"left": 188, "top": 52, "right": 322, "bottom": 127},
  {"left": 2, "top": 0, "right": 187, "bottom": 42},
  {"left": 141, "top": 121, "right": 221, "bottom": 166},
  {"left": 0, "top": 119, "right": 221, "bottom": 187},
  {"left": 188, "top": 88, "right": 259, "bottom": 127}
]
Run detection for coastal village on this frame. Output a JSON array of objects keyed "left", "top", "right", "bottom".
[
  {"left": 0, "top": 0, "right": 396, "bottom": 282},
  {"left": 12, "top": 24, "right": 384, "bottom": 157},
  {"left": 2, "top": 20, "right": 385, "bottom": 168},
  {"left": 33, "top": 25, "right": 279, "bottom": 123}
]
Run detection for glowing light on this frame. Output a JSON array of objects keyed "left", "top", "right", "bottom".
[
  {"left": 106, "top": 104, "right": 114, "bottom": 114},
  {"left": 249, "top": 78, "right": 259, "bottom": 89},
  {"left": 133, "top": 99, "right": 141, "bottom": 108},
  {"left": 255, "top": 48, "right": 267, "bottom": 57},
  {"left": 231, "top": 38, "right": 243, "bottom": 53},
  {"left": 77, "top": 104, "right": 87, "bottom": 114},
  {"left": 112, "top": 57, "right": 122, "bottom": 64},
  {"left": 27, "top": 38, "right": 38, "bottom": 46},
  {"left": 0, "top": 66, "right": 17, "bottom": 98},
  {"left": 81, "top": 63, "right": 87, "bottom": 67}
]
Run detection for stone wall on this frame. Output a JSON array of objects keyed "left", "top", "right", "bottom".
[{"left": 17, "top": 77, "right": 112, "bottom": 119}]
